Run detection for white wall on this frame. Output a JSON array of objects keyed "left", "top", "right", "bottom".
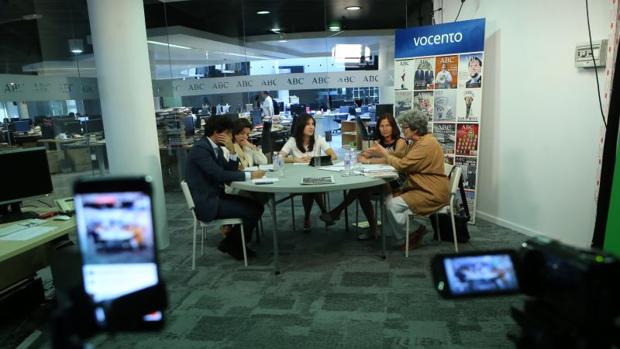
[{"left": 436, "top": 0, "right": 609, "bottom": 247}]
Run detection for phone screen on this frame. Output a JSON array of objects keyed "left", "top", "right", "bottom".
[
  {"left": 74, "top": 191, "right": 159, "bottom": 303},
  {"left": 443, "top": 254, "right": 520, "bottom": 296}
]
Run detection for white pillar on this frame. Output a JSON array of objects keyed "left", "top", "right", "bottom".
[
  {"left": 379, "top": 38, "right": 395, "bottom": 105},
  {"left": 87, "top": 0, "right": 169, "bottom": 249}
]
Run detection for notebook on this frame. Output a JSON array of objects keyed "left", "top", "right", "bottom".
[{"left": 300, "top": 176, "right": 335, "bottom": 185}]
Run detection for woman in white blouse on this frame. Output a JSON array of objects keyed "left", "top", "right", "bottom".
[
  {"left": 232, "top": 118, "right": 268, "bottom": 169},
  {"left": 279, "top": 113, "right": 337, "bottom": 232}
]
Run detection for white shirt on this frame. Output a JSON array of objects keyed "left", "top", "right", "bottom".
[
  {"left": 261, "top": 95, "right": 274, "bottom": 117},
  {"left": 279, "top": 135, "right": 330, "bottom": 158}
]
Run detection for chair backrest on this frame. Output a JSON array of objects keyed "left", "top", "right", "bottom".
[
  {"left": 180, "top": 180, "right": 196, "bottom": 212},
  {"left": 261, "top": 121, "right": 273, "bottom": 153},
  {"left": 356, "top": 115, "right": 371, "bottom": 140},
  {"left": 448, "top": 166, "right": 462, "bottom": 195}
]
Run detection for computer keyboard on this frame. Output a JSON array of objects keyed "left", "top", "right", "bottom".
[{"left": 0, "top": 219, "right": 47, "bottom": 237}]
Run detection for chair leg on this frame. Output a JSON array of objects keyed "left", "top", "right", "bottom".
[
  {"left": 201, "top": 225, "right": 206, "bottom": 256},
  {"left": 290, "top": 196, "right": 296, "bottom": 232},
  {"left": 192, "top": 219, "right": 197, "bottom": 270},
  {"left": 405, "top": 214, "right": 410, "bottom": 258},
  {"left": 257, "top": 218, "right": 263, "bottom": 244},
  {"left": 343, "top": 190, "right": 349, "bottom": 232},
  {"left": 355, "top": 199, "right": 359, "bottom": 234},
  {"left": 449, "top": 207, "right": 459, "bottom": 253},
  {"left": 240, "top": 224, "right": 248, "bottom": 267}
]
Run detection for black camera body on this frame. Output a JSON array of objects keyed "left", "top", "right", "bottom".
[{"left": 431, "top": 236, "right": 620, "bottom": 349}]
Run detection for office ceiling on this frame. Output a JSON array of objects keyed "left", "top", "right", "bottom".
[{"left": 0, "top": 0, "right": 433, "bottom": 76}]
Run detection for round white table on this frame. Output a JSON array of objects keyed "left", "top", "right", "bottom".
[{"left": 231, "top": 163, "right": 388, "bottom": 274}]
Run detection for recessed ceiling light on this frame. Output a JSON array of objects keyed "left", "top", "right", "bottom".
[
  {"left": 329, "top": 26, "right": 341, "bottom": 32},
  {"left": 257, "top": 10, "right": 270, "bottom": 15},
  {"left": 271, "top": 28, "right": 281, "bottom": 32},
  {"left": 345, "top": 6, "right": 361, "bottom": 11}
]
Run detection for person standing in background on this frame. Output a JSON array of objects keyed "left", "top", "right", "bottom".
[{"left": 261, "top": 91, "right": 274, "bottom": 117}]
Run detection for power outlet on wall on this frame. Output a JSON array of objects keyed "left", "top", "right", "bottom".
[{"left": 575, "top": 39, "right": 608, "bottom": 68}]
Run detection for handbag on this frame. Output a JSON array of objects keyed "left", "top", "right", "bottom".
[{"left": 430, "top": 167, "right": 471, "bottom": 243}]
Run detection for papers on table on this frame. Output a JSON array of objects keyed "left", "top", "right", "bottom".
[
  {"left": 301, "top": 176, "right": 335, "bottom": 185},
  {"left": 244, "top": 164, "right": 274, "bottom": 172},
  {"left": 359, "top": 164, "right": 397, "bottom": 173},
  {"left": 252, "top": 178, "right": 280, "bottom": 184},
  {"left": 0, "top": 226, "right": 55, "bottom": 241}
]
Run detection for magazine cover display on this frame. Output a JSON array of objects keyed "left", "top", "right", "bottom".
[
  {"left": 413, "top": 91, "right": 434, "bottom": 120},
  {"left": 395, "top": 91, "right": 413, "bottom": 117},
  {"left": 434, "top": 89, "right": 457, "bottom": 122},
  {"left": 394, "top": 19, "right": 485, "bottom": 222},
  {"left": 435, "top": 55, "right": 458, "bottom": 89},
  {"left": 413, "top": 57, "right": 435, "bottom": 90},
  {"left": 433, "top": 123, "right": 456, "bottom": 155},
  {"left": 456, "top": 88, "right": 482, "bottom": 122},
  {"left": 456, "top": 124, "right": 479, "bottom": 156},
  {"left": 455, "top": 157, "right": 477, "bottom": 190},
  {"left": 394, "top": 59, "right": 414, "bottom": 90},
  {"left": 458, "top": 53, "right": 483, "bottom": 89}
]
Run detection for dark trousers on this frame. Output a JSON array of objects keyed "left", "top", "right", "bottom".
[{"left": 216, "top": 193, "right": 264, "bottom": 243}]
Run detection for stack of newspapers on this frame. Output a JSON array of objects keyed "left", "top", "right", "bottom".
[{"left": 360, "top": 165, "right": 399, "bottom": 179}]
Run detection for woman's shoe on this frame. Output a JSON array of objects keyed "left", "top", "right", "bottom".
[
  {"left": 319, "top": 212, "right": 336, "bottom": 226},
  {"left": 400, "top": 226, "right": 427, "bottom": 251},
  {"left": 357, "top": 230, "right": 380, "bottom": 241},
  {"left": 303, "top": 219, "right": 311, "bottom": 232}
]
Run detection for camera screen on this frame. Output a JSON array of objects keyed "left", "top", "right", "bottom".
[
  {"left": 443, "top": 254, "right": 519, "bottom": 296},
  {"left": 75, "top": 191, "right": 159, "bottom": 303}
]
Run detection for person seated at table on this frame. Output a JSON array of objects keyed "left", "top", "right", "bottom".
[
  {"left": 232, "top": 118, "right": 268, "bottom": 169},
  {"left": 364, "top": 109, "right": 449, "bottom": 251},
  {"left": 185, "top": 116, "right": 265, "bottom": 260},
  {"left": 320, "top": 113, "right": 407, "bottom": 240},
  {"left": 279, "top": 113, "right": 337, "bottom": 232}
]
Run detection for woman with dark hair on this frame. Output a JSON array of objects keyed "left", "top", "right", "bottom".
[
  {"left": 231, "top": 118, "right": 267, "bottom": 169},
  {"left": 319, "top": 114, "right": 407, "bottom": 240},
  {"left": 279, "top": 113, "right": 337, "bottom": 231}
]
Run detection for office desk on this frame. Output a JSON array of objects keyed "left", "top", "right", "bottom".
[
  {"left": 231, "top": 164, "right": 387, "bottom": 274},
  {"left": 13, "top": 133, "right": 42, "bottom": 146},
  {"left": 0, "top": 218, "right": 76, "bottom": 291},
  {"left": 64, "top": 140, "right": 107, "bottom": 175},
  {"left": 37, "top": 138, "right": 80, "bottom": 151}
]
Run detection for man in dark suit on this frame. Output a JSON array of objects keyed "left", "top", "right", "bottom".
[{"left": 185, "top": 116, "right": 265, "bottom": 260}]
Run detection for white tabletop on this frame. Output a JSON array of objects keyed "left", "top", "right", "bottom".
[{"left": 230, "top": 163, "right": 385, "bottom": 193}]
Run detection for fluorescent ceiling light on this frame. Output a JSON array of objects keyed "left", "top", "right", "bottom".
[
  {"left": 271, "top": 28, "right": 281, "bottom": 32},
  {"left": 147, "top": 40, "right": 191, "bottom": 50},
  {"left": 345, "top": 6, "right": 361, "bottom": 11},
  {"left": 329, "top": 26, "right": 341, "bottom": 32},
  {"left": 257, "top": 10, "right": 270, "bottom": 15},
  {"left": 70, "top": 49, "right": 83, "bottom": 54},
  {"left": 278, "top": 40, "right": 288, "bottom": 43}
]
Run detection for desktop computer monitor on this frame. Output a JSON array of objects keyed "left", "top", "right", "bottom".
[
  {"left": 0, "top": 147, "right": 53, "bottom": 223},
  {"left": 251, "top": 109, "right": 262, "bottom": 127},
  {"left": 222, "top": 113, "right": 239, "bottom": 122},
  {"left": 375, "top": 104, "right": 394, "bottom": 119},
  {"left": 290, "top": 104, "right": 305, "bottom": 117},
  {"left": 54, "top": 120, "right": 82, "bottom": 135},
  {"left": 83, "top": 119, "right": 103, "bottom": 134},
  {"left": 11, "top": 120, "right": 31, "bottom": 132},
  {"left": 339, "top": 106, "right": 350, "bottom": 113},
  {"left": 184, "top": 115, "right": 195, "bottom": 136}
]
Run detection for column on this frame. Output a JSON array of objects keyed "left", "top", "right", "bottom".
[
  {"left": 87, "top": 0, "right": 169, "bottom": 249},
  {"left": 379, "top": 38, "right": 395, "bottom": 105}
]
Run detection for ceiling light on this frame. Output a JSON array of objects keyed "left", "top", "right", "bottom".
[
  {"left": 147, "top": 40, "right": 191, "bottom": 50},
  {"left": 271, "top": 28, "right": 281, "bottom": 33},
  {"left": 22, "top": 13, "right": 43, "bottom": 20},
  {"left": 278, "top": 40, "right": 288, "bottom": 43},
  {"left": 257, "top": 10, "right": 270, "bottom": 15},
  {"left": 329, "top": 26, "right": 341, "bottom": 32},
  {"left": 345, "top": 6, "right": 361, "bottom": 11}
]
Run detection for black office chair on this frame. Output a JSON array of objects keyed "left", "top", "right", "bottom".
[
  {"left": 261, "top": 121, "right": 273, "bottom": 158},
  {"left": 356, "top": 115, "right": 375, "bottom": 149}
]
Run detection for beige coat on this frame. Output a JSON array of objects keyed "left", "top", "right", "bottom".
[
  {"left": 233, "top": 143, "right": 268, "bottom": 169},
  {"left": 386, "top": 134, "right": 450, "bottom": 216}
]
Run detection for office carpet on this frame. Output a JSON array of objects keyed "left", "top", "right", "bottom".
[{"left": 2, "top": 175, "right": 527, "bottom": 349}]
